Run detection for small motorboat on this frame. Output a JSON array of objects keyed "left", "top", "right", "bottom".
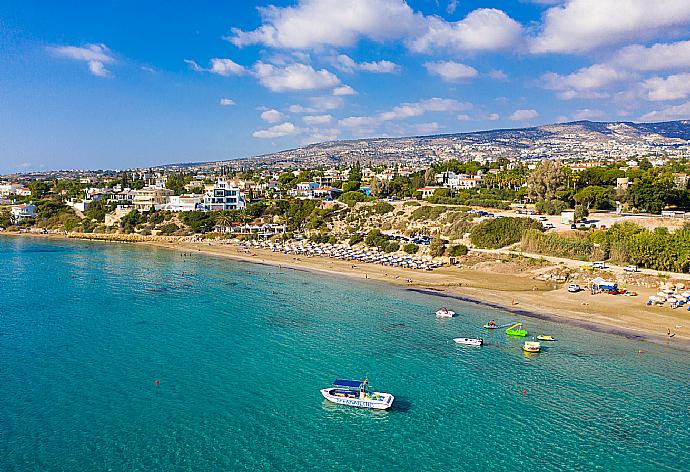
[
  {"left": 320, "top": 378, "right": 394, "bottom": 410},
  {"left": 523, "top": 341, "right": 541, "bottom": 353},
  {"left": 483, "top": 320, "right": 498, "bottom": 329},
  {"left": 506, "top": 323, "right": 528, "bottom": 337},
  {"left": 435, "top": 306, "right": 456, "bottom": 318},
  {"left": 453, "top": 337, "right": 483, "bottom": 346},
  {"left": 536, "top": 335, "right": 556, "bottom": 341}
]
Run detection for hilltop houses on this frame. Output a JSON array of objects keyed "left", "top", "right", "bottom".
[
  {"left": 10, "top": 203, "right": 37, "bottom": 222},
  {"left": 435, "top": 171, "right": 484, "bottom": 190}
]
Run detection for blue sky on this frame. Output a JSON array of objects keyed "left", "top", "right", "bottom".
[{"left": 2, "top": 0, "right": 690, "bottom": 173}]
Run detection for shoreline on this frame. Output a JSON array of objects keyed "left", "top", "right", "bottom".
[{"left": 4, "top": 231, "right": 690, "bottom": 351}]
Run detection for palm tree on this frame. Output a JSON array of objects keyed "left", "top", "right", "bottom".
[{"left": 215, "top": 214, "right": 232, "bottom": 233}]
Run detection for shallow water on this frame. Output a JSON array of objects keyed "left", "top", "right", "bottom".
[{"left": 1, "top": 237, "right": 688, "bottom": 471}]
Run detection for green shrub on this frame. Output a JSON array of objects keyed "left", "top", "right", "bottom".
[
  {"left": 470, "top": 217, "right": 543, "bottom": 249},
  {"left": 410, "top": 205, "right": 447, "bottom": 221},
  {"left": 373, "top": 201, "right": 394, "bottom": 214},
  {"left": 404, "top": 201, "right": 421, "bottom": 207},
  {"left": 365, "top": 229, "right": 388, "bottom": 247},
  {"left": 349, "top": 233, "right": 364, "bottom": 245},
  {"left": 383, "top": 242, "right": 400, "bottom": 253},
  {"left": 429, "top": 238, "right": 447, "bottom": 257},
  {"left": 403, "top": 243, "right": 419, "bottom": 254},
  {"left": 448, "top": 244, "right": 468, "bottom": 257}
]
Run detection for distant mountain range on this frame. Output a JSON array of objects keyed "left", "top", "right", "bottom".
[{"left": 171, "top": 119, "right": 686, "bottom": 170}]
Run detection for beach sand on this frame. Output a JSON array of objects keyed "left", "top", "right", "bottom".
[{"left": 5, "top": 232, "right": 689, "bottom": 350}]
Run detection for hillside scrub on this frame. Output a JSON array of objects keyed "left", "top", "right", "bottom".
[
  {"left": 520, "top": 229, "right": 604, "bottom": 261},
  {"left": 410, "top": 205, "right": 448, "bottom": 221},
  {"left": 470, "top": 217, "right": 543, "bottom": 249}
]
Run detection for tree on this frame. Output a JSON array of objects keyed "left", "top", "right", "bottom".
[
  {"left": 403, "top": 243, "right": 419, "bottom": 254},
  {"left": 365, "top": 229, "right": 388, "bottom": 248},
  {"left": 429, "top": 238, "right": 447, "bottom": 257},
  {"left": 424, "top": 167, "right": 437, "bottom": 186},
  {"left": 574, "top": 185, "right": 612, "bottom": 210},
  {"left": 165, "top": 174, "right": 187, "bottom": 195},
  {"left": 448, "top": 244, "right": 469, "bottom": 257},
  {"left": 28, "top": 181, "right": 51, "bottom": 199},
  {"left": 338, "top": 191, "right": 366, "bottom": 206},
  {"left": 526, "top": 160, "right": 564, "bottom": 201},
  {"left": 574, "top": 204, "right": 589, "bottom": 222}
]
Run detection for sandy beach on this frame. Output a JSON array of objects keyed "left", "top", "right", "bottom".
[{"left": 5, "top": 232, "right": 690, "bottom": 350}]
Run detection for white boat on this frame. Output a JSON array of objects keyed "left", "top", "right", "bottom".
[
  {"left": 320, "top": 378, "right": 394, "bottom": 410},
  {"left": 435, "top": 306, "right": 456, "bottom": 318},
  {"left": 453, "top": 337, "right": 483, "bottom": 346}
]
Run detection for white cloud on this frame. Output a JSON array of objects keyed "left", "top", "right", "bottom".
[
  {"left": 288, "top": 104, "right": 315, "bottom": 113},
  {"left": 309, "top": 96, "right": 344, "bottom": 110},
  {"left": 531, "top": 0, "right": 690, "bottom": 54},
  {"left": 253, "top": 122, "right": 302, "bottom": 138},
  {"left": 447, "top": 0, "right": 459, "bottom": 14},
  {"left": 642, "top": 72, "right": 690, "bottom": 101},
  {"left": 219, "top": 98, "right": 236, "bottom": 106},
  {"left": 424, "top": 61, "right": 478, "bottom": 81},
  {"left": 457, "top": 114, "right": 471, "bottom": 121},
  {"left": 488, "top": 69, "right": 508, "bottom": 80},
  {"left": 229, "top": 0, "right": 423, "bottom": 49},
  {"left": 332, "top": 54, "right": 399, "bottom": 73},
  {"left": 541, "top": 64, "right": 633, "bottom": 99},
  {"left": 253, "top": 62, "right": 340, "bottom": 92},
  {"left": 572, "top": 108, "right": 604, "bottom": 120},
  {"left": 49, "top": 43, "right": 114, "bottom": 77},
  {"left": 261, "top": 109, "right": 284, "bottom": 123},
  {"left": 639, "top": 101, "right": 690, "bottom": 121},
  {"left": 340, "top": 97, "right": 472, "bottom": 129},
  {"left": 185, "top": 58, "right": 247, "bottom": 76},
  {"left": 410, "top": 8, "right": 523, "bottom": 53},
  {"left": 303, "top": 114, "right": 333, "bottom": 125},
  {"left": 509, "top": 109, "right": 539, "bottom": 121},
  {"left": 333, "top": 85, "right": 357, "bottom": 96},
  {"left": 486, "top": 113, "right": 500, "bottom": 121},
  {"left": 612, "top": 40, "right": 690, "bottom": 72}
]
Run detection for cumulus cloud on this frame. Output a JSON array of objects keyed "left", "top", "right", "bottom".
[
  {"left": 424, "top": 61, "right": 478, "bottom": 81},
  {"left": 488, "top": 69, "right": 508, "bottom": 80},
  {"left": 509, "top": 109, "right": 539, "bottom": 121},
  {"left": 48, "top": 43, "right": 114, "bottom": 77},
  {"left": 414, "top": 122, "right": 442, "bottom": 134},
  {"left": 219, "top": 98, "right": 236, "bottom": 106},
  {"left": 261, "top": 109, "right": 284, "bottom": 122},
  {"left": 340, "top": 97, "right": 472, "bottom": 129},
  {"left": 531, "top": 0, "right": 690, "bottom": 53},
  {"left": 641, "top": 73, "right": 690, "bottom": 101},
  {"left": 303, "top": 114, "right": 333, "bottom": 125},
  {"left": 409, "top": 8, "right": 523, "bottom": 53},
  {"left": 253, "top": 122, "right": 302, "bottom": 138},
  {"left": 333, "top": 85, "right": 357, "bottom": 96},
  {"left": 253, "top": 62, "right": 340, "bottom": 92},
  {"left": 612, "top": 40, "right": 690, "bottom": 71},
  {"left": 185, "top": 58, "right": 247, "bottom": 76},
  {"left": 639, "top": 101, "right": 690, "bottom": 121},
  {"left": 541, "top": 64, "right": 633, "bottom": 99},
  {"left": 309, "top": 96, "right": 344, "bottom": 110},
  {"left": 331, "top": 54, "right": 399, "bottom": 73},
  {"left": 229, "top": 0, "right": 423, "bottom": 49}
]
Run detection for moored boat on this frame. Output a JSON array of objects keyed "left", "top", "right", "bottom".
[
  {"left": 506, "top": 323, "right": 528, "bottom": 337},
  {"left": 483, "top": 320, "right": 498, "bottom": 329},
  {"left": 536, "top": 335, "right": 556, "bottom": 341},
  {"left": 435, "top": 306, "right": 456, "bottom": 318},
  {"left": 320, "top": 378, "right": 394, "bottom": 410},
  {"left": 523, "top": 341, "right": 541, "bottom": 353}
]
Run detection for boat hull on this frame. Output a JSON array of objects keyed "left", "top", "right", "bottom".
[
  {"left": 320, "top": 389, "right": 394, "bottom": 410},
  {"left": 435, "top": 310, "right": 456, "bottom": 318},
  {"left": 453, "top": 338, "right": 483, "bottom": 346}
]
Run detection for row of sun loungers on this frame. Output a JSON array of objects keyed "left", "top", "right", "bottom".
[{"left": 239, "top": 240, "right": 445, "bottom": 271}]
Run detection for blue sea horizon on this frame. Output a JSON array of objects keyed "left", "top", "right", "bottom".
[{"left": 1, "top": 236, "right": 688, "bottom": 471}]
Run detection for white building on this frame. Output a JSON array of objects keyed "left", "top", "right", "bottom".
[
  {"left": 11, "top": 203, "right": 37, "bottom": 222},
  {"left": 435, "top": 172, "right": 484, "bottom": 190},
  {"left": 0, "top": 183, "right": 22, "bottom": 196},
  {"left": 203, "top": 178, "right": 245, "bottom": 211},
  {"left": 132, "top": 187, "right": 174, "bottom": 212},
  {"left": 166, "top": 195, "right": 203, "bottom": 212}
]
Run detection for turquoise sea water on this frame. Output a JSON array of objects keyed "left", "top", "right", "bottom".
[{"left": 0, "top": 236, "right": 688, "bottom": 471}]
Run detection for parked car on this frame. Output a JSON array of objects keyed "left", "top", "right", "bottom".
[
  {"left": 539, "top": 216, "right": 548, "bottom": 221},
  {"left": 624, "top": 265, "right": 640, "bottom": 272},
  {"left": 593, "top": 261, "right": 607, "bottom": 269},
  {"left": 568, "top": 284, "right": 581, "bottom": 293},
  {"left": 543, "top": 223, "right": 555, "bottom": 229},
  {"left": 570, "top": 223, "right": 577, "bottom": 229}
]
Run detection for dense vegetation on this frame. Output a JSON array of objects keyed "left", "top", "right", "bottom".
[
  {"left": 470, "top": 217, "right": 543, "bottom": 249},
  {"left": 520, "top": 222, "right": 690, "bottom": 272}
]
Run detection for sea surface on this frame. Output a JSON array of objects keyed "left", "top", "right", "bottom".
[{"left": 1, "top": 236, "right": 688, "bottom": 471}]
